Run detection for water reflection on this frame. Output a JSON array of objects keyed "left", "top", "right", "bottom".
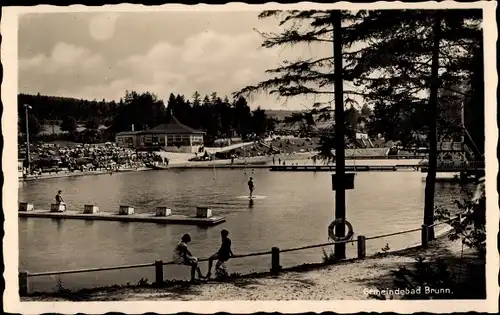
[
  {"left": 50, "top": 218, "right": 63, "bottom": 231},
  {"left": 195, "top": 225, "right": 210, "bottom": 238}
]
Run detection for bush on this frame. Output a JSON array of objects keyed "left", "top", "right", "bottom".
[
  {"left": 386, "top": 256, "right": 485, "bottom": 300},
  {"left": 434, "top": 177, "right": 485, "bottom": 257},
  {"left": 321, "top": 248, "right": 336, "bottom": 263}
]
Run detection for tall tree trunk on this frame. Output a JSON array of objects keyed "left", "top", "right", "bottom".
[
  {"left": 332, "top": 10, "right": 347, "bottom": 259},
  {"left": 424, "top": 12, "right": 442, "bottom": 241},
  {"left": 464, "top": 40, "right": 484, "bottom": 159}
]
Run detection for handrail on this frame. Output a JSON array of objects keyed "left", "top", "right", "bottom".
[
  {"left": 29, "top": 262, "right": 155, "bottom": 277},
  {"left": 429, "top": 215, "right": 460, "bottom": 228},
  {"left": 365, "top": 227, "right": 422, "bottom": 241},
  {"left": 280, "top": 239, "right": 356, "bottom": 254},
  {"left": 231, "top": 249, "right": 273, "bottom": 259},
  {"left": 24, "top": 219, "right": 459, "bottom": 278}
]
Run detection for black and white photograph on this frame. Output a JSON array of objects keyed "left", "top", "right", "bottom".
[{"left": 2, "top": 2, "right": 498, "bottom": 313}]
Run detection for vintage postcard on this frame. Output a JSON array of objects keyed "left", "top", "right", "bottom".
[{"left": 2, "top": 1, "right": 498, "bottom": 314}]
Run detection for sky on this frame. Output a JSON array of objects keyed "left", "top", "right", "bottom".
[{"left": 18, "top": 10, "right": 344, "bottom": 110}]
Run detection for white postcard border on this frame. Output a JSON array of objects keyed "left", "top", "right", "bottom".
[{"left": 2, "top": 1, "right": 498, "bottom": 314}]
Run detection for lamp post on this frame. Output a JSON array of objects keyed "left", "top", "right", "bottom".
[{"left": 24, "top": 104, "right": 32, "bottom": 173}]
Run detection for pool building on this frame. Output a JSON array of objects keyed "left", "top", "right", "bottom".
[{"left": 115, "top": 115, "right": 205, "bottom": 153}]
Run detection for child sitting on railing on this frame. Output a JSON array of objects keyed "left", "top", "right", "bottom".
[
  {"left": 173, "top": 234, "right": 205, "bottom": 283},
  {"left": 205, "top": 229, "right": 233, "bottom": 279}
]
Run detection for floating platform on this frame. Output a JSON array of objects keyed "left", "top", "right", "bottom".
[
  {"left": 420, "top": 161, "right": 485, "bottom": 173},
  {"left": 18, "top": 210, "right": 226, "bottom": 226},
  {"left": 269, "top": 165, "right": 419, "bottom": 172}
]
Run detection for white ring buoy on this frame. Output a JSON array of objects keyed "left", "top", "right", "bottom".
[{"left": 328, "top": 219, "right": 354, "bottom": 241}]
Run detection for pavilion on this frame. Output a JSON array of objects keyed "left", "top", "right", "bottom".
[{"left": 116, "top": 115, "right": 205, "bottom": 153}]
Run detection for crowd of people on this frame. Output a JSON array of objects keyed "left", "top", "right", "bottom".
[{"left": 19, "top": 142, "right": 165, "bottom": 177}]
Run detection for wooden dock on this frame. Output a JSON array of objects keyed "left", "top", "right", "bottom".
[
  {"left": 420, "top": 161, "right": 485, "bottom": 173},
  {"left": 18, "top": 210, "right": 226, "bottom": 226},
  {"left": 269, "top": 165, "right": 419, "bottom": 172}
]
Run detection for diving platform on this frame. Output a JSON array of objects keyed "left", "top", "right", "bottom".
[{"left": 18, "top": 209, "right": 226, "bottom": 226}]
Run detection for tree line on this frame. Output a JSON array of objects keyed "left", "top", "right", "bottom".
[{"left": 17, "top": 91, "right": 279, "bottom": 144}]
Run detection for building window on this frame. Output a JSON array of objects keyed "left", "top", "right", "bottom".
[{"left": 190, "top": 135, "right": 203, "bottom": 145}]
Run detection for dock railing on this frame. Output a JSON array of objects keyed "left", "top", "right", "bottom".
[{"left": 18, "top": 218, "right": 457, "bottom": 296}]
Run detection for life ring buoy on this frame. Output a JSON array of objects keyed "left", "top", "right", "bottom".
[{"left": 328, "top": 219, "right": 354, "bottom": 241}]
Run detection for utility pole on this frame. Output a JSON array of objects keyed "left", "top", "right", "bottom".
[
  {"left": 332, "top": 10, "right": 347, "bottom": 259},
  {"left": 24, "top": 104, "right": 32, "bottom": 173}
]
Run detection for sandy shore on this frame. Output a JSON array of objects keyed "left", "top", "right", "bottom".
[
  {"left": 18, "top": 167, "right": 152, "bottom": 181},
  {"left": 19, "top": 152, "right": 423, "bottom": 182},
  {"left": 17, "top": 154, "right": 308, "bottom": 181},
  {"left": 23, "top": 235, "right": 480, "bottom": 301}
]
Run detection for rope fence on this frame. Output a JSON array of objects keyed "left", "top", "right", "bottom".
[{"left": 19, "top": 217, "right": 459, "bottom": 296}]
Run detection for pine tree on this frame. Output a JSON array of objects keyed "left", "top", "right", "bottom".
[
  {"left": 235, "top": 10, "right": 365, "bottom": 258},
  {"left": 235, "top": 10, "right": 370, "bottom": 160}
]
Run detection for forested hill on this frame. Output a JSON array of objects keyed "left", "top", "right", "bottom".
[
  {"left": 18, "top": 93, "right": 120, "bottom": 124},
  {"left": 17, "top": 93, "right": 301, "bottom": 124}
]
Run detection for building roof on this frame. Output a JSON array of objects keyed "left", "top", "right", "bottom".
[
  {"left": 116, "top": 131, "right": 142, "bottom": 136},
  {"left": 146, "top": 115, "right": 205, "bottom": 135},
  {"left": 115, "top": 115, "right": 205, "bottom": 136}
]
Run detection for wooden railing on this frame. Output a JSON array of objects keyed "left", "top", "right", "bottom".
[{"left": 18, "top": 219, "right": 456, "bottom": 296}]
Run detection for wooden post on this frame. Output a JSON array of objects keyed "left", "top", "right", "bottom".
[
  {"left": 271, "top": 247, "right": 281, "bottom": 274},
  {"left": 154, "top": 260, "right": 163, "bottom": 285},
  {"left": 19, "top": 271, "right": 29, "bottom": 296},
  {"left": 421, "top": 225, "right": 429, "bottom": 249},
  {"left": 357, "top": 235, "right": 366, "bottom": 259}
]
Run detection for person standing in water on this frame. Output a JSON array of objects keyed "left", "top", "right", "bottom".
[{"left": 247, "top": 177, "right": 255, "bottom": 198}]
